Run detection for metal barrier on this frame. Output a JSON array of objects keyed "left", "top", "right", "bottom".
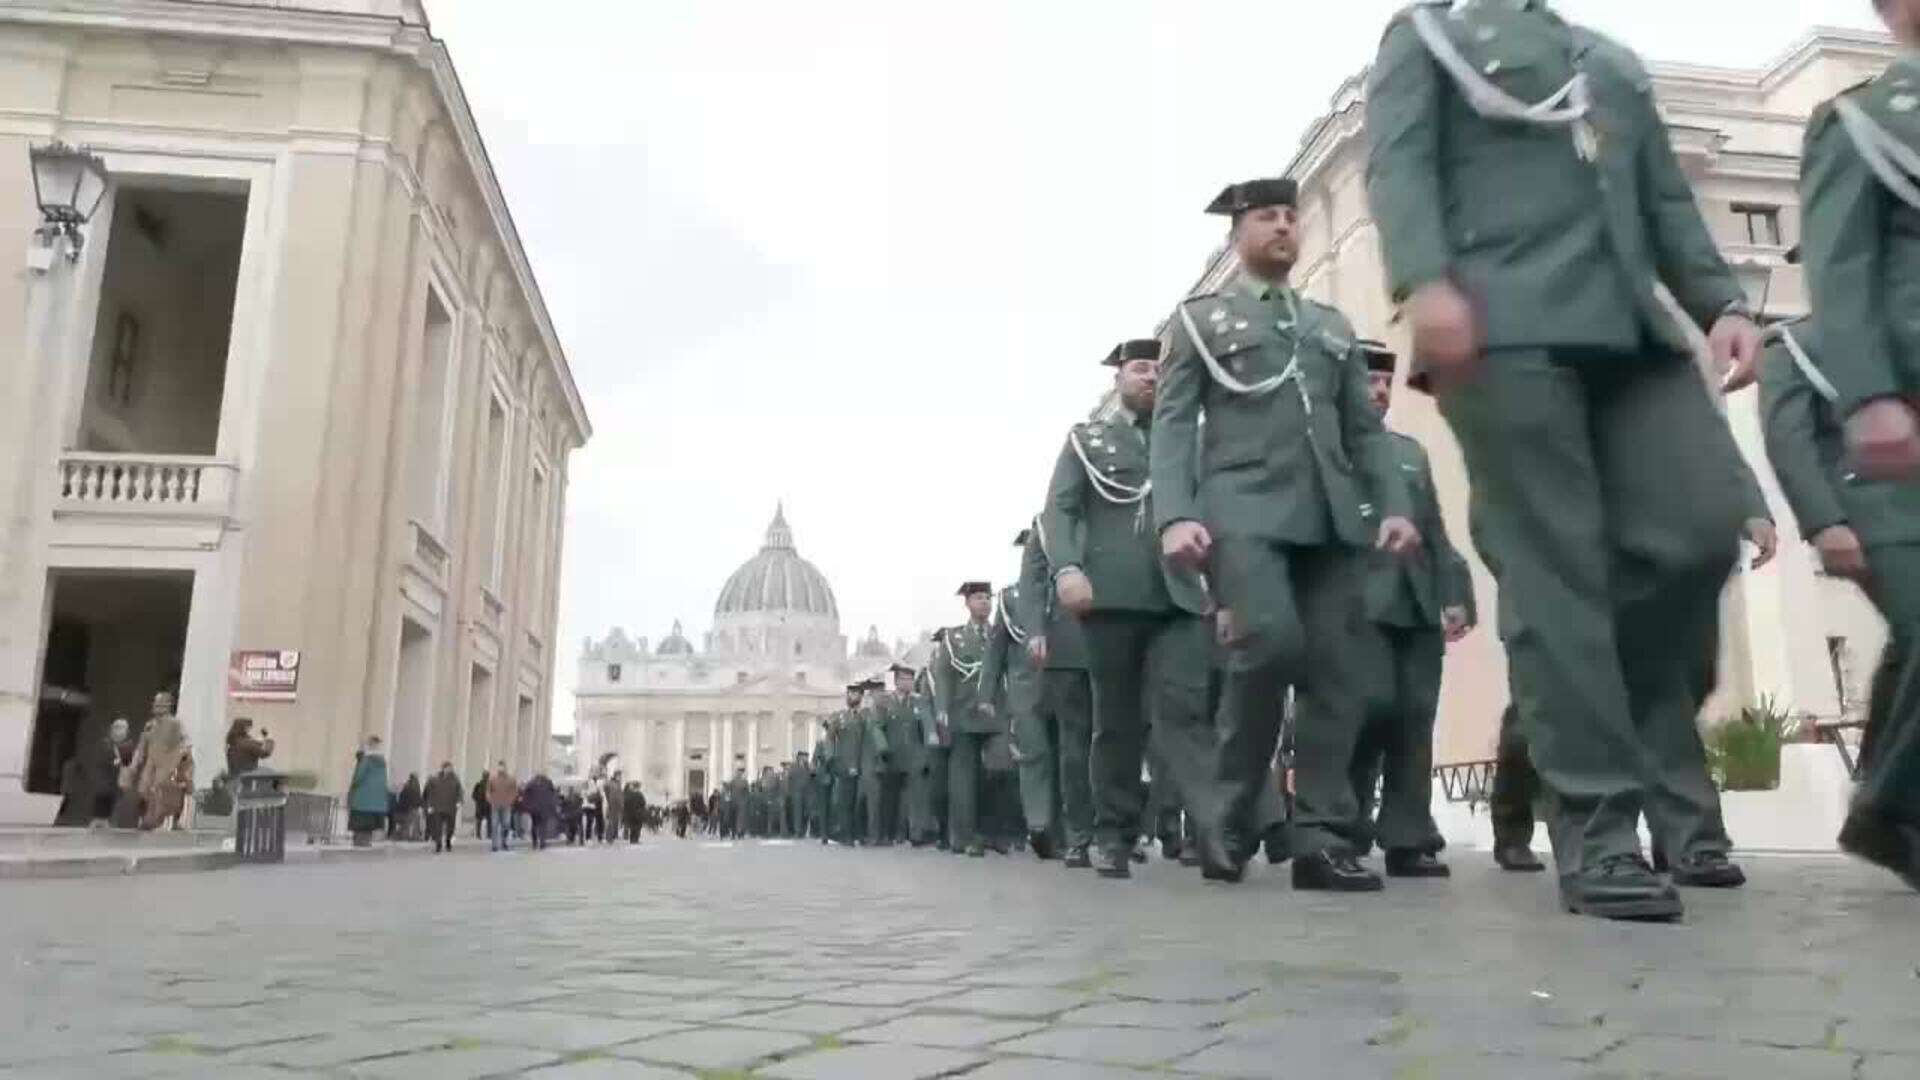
[
  {"left": 284, "top": 791, "right": 339, "bottom": 845},
  {"left": 1433, "top": 759, "right": 1497, "bottom": 806},
  {"left": 1813, "top": 720, "right": 1867, "bottom": 781},
  {"left": 233, "top": 770, "right": 290, "bottom": 863}
]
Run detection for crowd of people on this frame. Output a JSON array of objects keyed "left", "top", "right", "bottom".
[{"left": 683, "top": 0, "right": 1920, "bottom": 923}]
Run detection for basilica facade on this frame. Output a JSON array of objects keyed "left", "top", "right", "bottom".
[{"left": 574, "top": 507, "right": 902, "bottom": 802}]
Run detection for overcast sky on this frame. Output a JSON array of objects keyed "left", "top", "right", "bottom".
[{"left": 426, "top": 1, "right": 1882, "bottom": 730}]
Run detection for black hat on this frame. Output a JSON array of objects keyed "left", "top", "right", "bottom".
[
  {"left": 1103, "top": 339, "right": 1162, "bottom": 367},
  {"left": 957, "top": 581, "right": 992, "bottom": 597},
  {"left": 1206, "top": 178, "right": 1298, "bottom": 216},
  {"left": 1012, "top": 527, "right": 1032, "bottom": 547},
  {"left": 861, "top": 677, "right": 886, "bottom": 691},
  {"left": 889, "top": 662, "right": 914, "bottom": 676},
  {"left": 1785, "top": 243, "right": 1802, "bottom": 265},
  {"left": 1359, "top": 339, "right": 1396, "bottom": 375},
  {"left": 845, "top": 682, "right": 865, "bottom": 693}
]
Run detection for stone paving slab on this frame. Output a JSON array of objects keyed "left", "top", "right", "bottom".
[
  {"left": 757, "top": 1042, "right": 988, "bottom": 1079},
  {"left": 4, "top": 843, "right": 1920, "bottom": 1080}
]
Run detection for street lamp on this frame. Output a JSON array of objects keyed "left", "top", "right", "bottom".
[{"left": 29, "top": 141, "right": 109, "bottom": 263}]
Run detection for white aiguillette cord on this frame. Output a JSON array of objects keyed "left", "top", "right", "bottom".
[
  {"left": 993, "top": 590, "right": 1030, "bottom": 645},
  {"left": 1770, "top": 323, "right": 1840, "bottom": 405},
  {"left": 1409, "top": 5, "right": 1596, "bottom": 158},
  {"left": 1835, "top": 96, "right": 1920, "bottom": 215}
]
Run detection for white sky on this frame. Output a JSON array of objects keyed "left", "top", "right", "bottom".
[{"left": 426, "top": 1, "right": 1883, "bottom": 732}]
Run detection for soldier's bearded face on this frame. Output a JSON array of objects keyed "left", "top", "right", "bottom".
[
  {"left": 1116, "top": 358, "right": 1159, "bottom": 413},
  {"left": 1232, "top": 205, "right": 1299, "bottom": 273},
  {"left": 1367, "top": 371, "right": 1393, "bottom": 416}
]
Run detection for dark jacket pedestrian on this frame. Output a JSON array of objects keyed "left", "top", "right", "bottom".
[
  {"left": 224, "top": 718, "right": 273, "bottom": 777},
  {"left": 622, "top": 783, "right": 647, "bottom": 842},
  {"left": 524, "top": 774, "right": 558, "bottom": 849},
  {"left": 472, "top": 776, "right": 490, "bottom": 838},
  {"left": 346, "top": 739, "right": 390, "bottom": 847},
  {"left": 423, "top": 764, "right": 463, "bottom": 852}
]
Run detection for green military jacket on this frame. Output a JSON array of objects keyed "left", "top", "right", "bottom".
[
  {"left": 912, "top": 669, "right": 946, "bottom": 749},
  {"left": 1363, "top": 432, "right": 1476, "bottom": 630},
  {"left": 1801, "top": 55, "right": 1920, "bottom": 414},
  {"left": 932, "top": 620, "right": 995, "bottom": 734},
  {"left": 881, "top": 690, "right": 920, "bottom": 774},
  {"left": 1365, "top": 1, "right": 1743, "bottom": 359},
  {"left": 1017, "top": 525, "right": 1088, "bottom": 670},
  {"left": 859, "top": 699, "right": 890, "bottom": 775},
  {"left": 832, "top": 709, "right": 865, "bottom": 777},
  {"left": 1152, "top": 282, "right": 1411, "bottom": 546},
  {"left": 1045, "top": 411, "right": 1209, "bottom": 613},
  {"left": 978, "top": 584, "right": 1040, "bottom": 727},
  {"left": 786, "top": 758, "right": 812, "bottom": 800},
  {"left": 1761, "top": 320, "right": 1920, "bottom": 548}
]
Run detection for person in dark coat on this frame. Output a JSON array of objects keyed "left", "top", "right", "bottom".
[
  {"left": 523, "top": 773, "right": 558, "bottom": 850},
  {"left": 346, "top": 737, "right": 391, "bottom": 847},
  {"left": 224, "top": 718, "right": 274, "bottom": 777},
  {"left": 560, "top": 788, "right": 583, "bottom": 844},
  {"left": 472, "top": 776, "right": 490, "bottom": 839},
  {"left": 422, "top": 762, "right": 463, "bottom": 853},
  {"left": 392, "top": 773, "right": 423, "bottom": 840},
  {"left": 584, "top": 786, "right": 605, "bottom": 842},
  {"left": 622, "top": 782, "right": 647, "bottom": 843}
]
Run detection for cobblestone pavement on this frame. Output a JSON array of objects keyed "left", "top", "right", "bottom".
[{"left": 2, "top": 838, "right": 1917, "bottom": 1079}]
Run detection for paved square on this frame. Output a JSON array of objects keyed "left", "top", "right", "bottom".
[{"left": 3, "top": 841, "right": 1918, "bottom": 1079}]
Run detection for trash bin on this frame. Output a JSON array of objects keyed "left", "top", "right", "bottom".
[{"left": 233, "top": 769, "right": 290, "bottom": 863}]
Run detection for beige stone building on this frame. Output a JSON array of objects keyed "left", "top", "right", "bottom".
[
  {"left": 0, "top": 0, "right": 589, "bottom": 819},
  {"left": 1168, "top": 25, "right": 1898, "bottom": 764},
  {"left": 575, "top": 507, "right": 906, "bottom": 803}
]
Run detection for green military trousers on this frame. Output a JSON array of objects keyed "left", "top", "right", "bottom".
[
  {"left": 1015, "top": 670, "right": 1094, "bottom": 849},
  {"left": 1082, "top": 612, "right": 1213, "bottom": 853},
  {"left": 910, "top": 746, "right": 949, "bottom": 845},
  {"left": 830, "top": 768, "right": 860, "bottom": 844},
  {"left": 949, "top": 732, "right": 1015, "bottom": 851},
  {"left": 1490, "top": 703, "right": 1541, "bottom": 851},
  {"left": 1212, "top": 540, "right": 1367, "bottom": 857},
  {"left": 1437, "top": 348, "right": 1743, "bottom": 877},
  {"left": 1854, "top": 543, "right": 1920, "bottom": 829},
  {"left": 1342, "top": 623, "right": 1446, "bottom": 855}
]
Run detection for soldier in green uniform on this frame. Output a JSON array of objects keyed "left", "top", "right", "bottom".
[
  {"left": 880, "top": 663, "right": 920, "bottom": 843},
  {"left": 830, "top": 683, "right": 866, "bottom": 845},
  {"left": 1050, "top": 338, "right": 1216, "bottom": 878},
  {"left": 726, "top": 767, "right": 750, "bottom": 839},
  {"left": 979, "top": 532, "right": 1056, "bottom": 858},
  {"left": 909, "top": 656, "right": 950, "bottom": 848},
  {"left": 934, "top": 583, "right": 1008, "bottom": 857},
  {"left": 1801, "top": 0, "right": 1920, "bottom": 485},
  {"left": 858, "top": 676, "right": 893, "bottom": 845},
  {"left": 1337, "top": 340, "right": 1477, "bottom": 877},
  {"left": 1022, "top": 520, "right": 1097, "bottom": 868},
  {"left": 1760, "top": 308, "right": 1920, "bottom": 889},
  {"left": 1153, "top": 179, "right": 1420, "bottom": 890},
  {"left": 787, "top": 751, "right": 813, "bottom": 839},
  {"left": 1366, "top": 2, "right": 1765, "bottom": 919},
  {"left": 810, "top": 726, "right": 832, "bottom": 843}
]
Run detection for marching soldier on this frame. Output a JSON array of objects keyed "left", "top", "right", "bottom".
[
  {"left": 881, "top": 663, "right": 920, "bottom": 843},
  {"left": 909, "top": 660, "right": 950, "bottom": 848},
  {"left": 1760, "top": 305, "right": 1920, "bottom": 889},
  {"left": 1800, "top": 0, "right": 1920, "bottom": 484},
  {"left": 1489, "top": 699, "right": 1545, "bottom": 872},
  {"left": 1152, "top": 178, "right": 1419, "bottom": 890},
  {"left": 980, "top": 533, "right": 1056, "bottom": 858},
  {"left": 933, "top": 583, "right": 1008, "bottom": 856},
  {"left": 858, "top": 676, "right": 892, "bottom": 845},
  {"left": 1021, "top": 520, "right": 1097, "bottom": 868},
  {"left": 787, "top": 751, "right": 813, "bottom": 839},
  {"left": 811, "top": 725, "right": 833, "bottom": 843},
  {"left": 1050, "top": 338, "right": 1216, "bottom": 879},
  {"left": 1337, "top": 340, "right": 1476, "bottom": 878},
  {"left": 830, "top": 683, "right": 866, "bottom": 844},
  {"left": 1366, "top": 1, "right": 1763, "bottom": 919}
]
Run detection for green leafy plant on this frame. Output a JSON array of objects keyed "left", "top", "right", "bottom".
[{"left": 1706, "top": 695, "right": 1794, "bottom": 791}]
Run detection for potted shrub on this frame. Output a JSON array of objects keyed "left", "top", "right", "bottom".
[{"left": 1706, "top": 695, "right": 1795, "bottom": 791}]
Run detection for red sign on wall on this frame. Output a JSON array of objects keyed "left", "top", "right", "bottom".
[{"left": 229, "top": 650, "right": 301, "bottom": 702}]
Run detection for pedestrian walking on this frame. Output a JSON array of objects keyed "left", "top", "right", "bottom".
[
  {"left": 347, "top": 737, "right": 390, "bottom": 848},
  {"left": 486, "top": 762, "right": 518, "bottom": 852}
]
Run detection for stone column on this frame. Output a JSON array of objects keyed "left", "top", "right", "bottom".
[{"left": 672, "top": 715, "right": 687, "bottom": 801}]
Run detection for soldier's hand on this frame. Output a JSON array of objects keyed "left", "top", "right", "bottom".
[
  {"left": 1847, "top": 398, "right": 1920, "bottom": 483},
  {"left": 1812, "top": 524, "right": 1869, "bottom": 581},
  {"left": 1376, "top": 516, "right": 1422, "bottom": 556},
  {"left": 1708, "top": 312, "right": 1764, "bottom": 393},
  {"left": 1026, "top": 636, "right": 1049, "bottom": 666},
  {"left": 1161, "top": 520, "right": 1213, "bottom": 572},
  {"left": 1441, "top": 606, "right": 1472, "bottom": 643},
  {"left": 1743, "top": 518, "right": 1778, "bottom": 571},
  {"left": 1215, "top": 608, "right": 1240, "bottom": 647},
  {"left": 976, "top": 701, "right": 997, "bottom": 720},
  {"left": 1056, "top": 569, "right": 1096, "bottom": 617},
  {"left": 1406, "top": 280, "right": 1480, "bottom": 380}
]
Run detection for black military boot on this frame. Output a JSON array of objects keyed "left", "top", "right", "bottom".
[
  {"left": 1494, "top": 843, "right": 1545, "bottom": 872},
  {"left": 1292, "top": 850, "right": 1385, "bottom": 892},
  {"left": 1262, "top": 823, "right": 1293, "bottom": 865},
  {"left": 1839, "top": 811, "right": 1920, "bottom": 892},
  {"left": 1063, "top": 842, "right": 1093, "bottom": 869},
  {"left": 1029, "top": 831, "right": 1058, "bottom": 860},
  {"left": 1560, "top": 854, "right": 1683, "bottom": 921},
  {"left": 1668, "top": 851, "right": 1746, "bottom": 889},
  {"left": 1384, "top": 849, "right": 1451, "bottom": 878},
  {"left": 1197, "top": 824, "right": 1246, "bottom": 884},
  {"left": 1096, "top": 845, "right": 1133, "bottom": 879}
]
